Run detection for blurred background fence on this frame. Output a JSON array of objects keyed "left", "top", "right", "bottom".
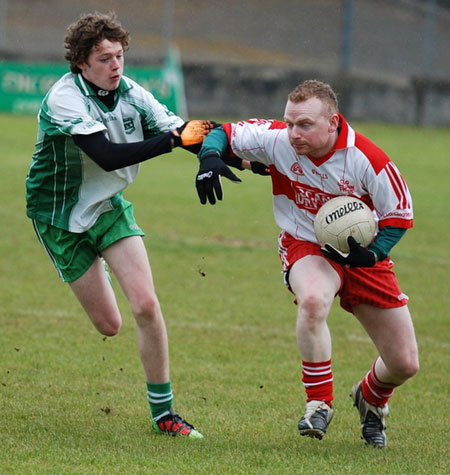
[{"left": 1, "top": 0, "right": 449, "bottom": 124}]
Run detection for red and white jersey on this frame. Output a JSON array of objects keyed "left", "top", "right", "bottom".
[{"left": 222, "top": 116, "right": 413, "bottom": 244}]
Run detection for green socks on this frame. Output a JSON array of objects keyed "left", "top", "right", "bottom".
[{"left": 146, "top": 381, "right": 173, "bottom": 420}]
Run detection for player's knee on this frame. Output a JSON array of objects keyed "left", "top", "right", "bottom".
[
  {"left": 390, "top": 350, "right": 419, "bottom": 381},
  {"left": 96, "top": 319, "right": 121, "bottom": 337},
  {"left": 402, "top": 354, "right": 420, "bottom": 379},
  {"left": 297, "top": 293, "right": 331, "bottom": 326},
  {"left": 131, "top": 293, "right": 161, "bottom": 321}
]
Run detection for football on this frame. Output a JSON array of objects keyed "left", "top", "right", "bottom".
[{"left": 314, "top": 196, "right": 376, "bottom": 253}]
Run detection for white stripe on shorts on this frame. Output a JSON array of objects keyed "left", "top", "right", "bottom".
[{"left": 32, "top": 219, "right": 65, "bottom": 281}]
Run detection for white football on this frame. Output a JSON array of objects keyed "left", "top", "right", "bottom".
[{"left": 314, "top": 196, "right": 376, "bottom": 253}]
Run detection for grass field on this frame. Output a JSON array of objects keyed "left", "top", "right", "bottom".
[{"left": 0, "top": 114, "right": 449, "bottom": 474}]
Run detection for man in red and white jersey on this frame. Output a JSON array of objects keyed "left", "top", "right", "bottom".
[{"left": 195, "top": 80, "right": 418, "bottom": 448}]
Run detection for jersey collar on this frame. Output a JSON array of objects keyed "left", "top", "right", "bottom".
[
  {"left": 334, "top": 113, "right": 355, "bottom": 150},
  {"left": 75, "top": 74, "right": 133, "bottom": 97}
]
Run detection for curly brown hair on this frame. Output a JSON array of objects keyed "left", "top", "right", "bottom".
[
  {"left": 288, "top": 80, "right": 339, "bottom": 115},
  {"left": 64, "top": 11, "right": 130, "bottom": 74}
]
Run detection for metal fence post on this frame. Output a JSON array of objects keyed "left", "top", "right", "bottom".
[
  {"left": 341, "top": 0, "right": 354, "bottom": 72},
  {"left": 0, "top": 0, "right": 7, "bottom": 51},
  {"left": 423, "top": 0, "right": 437, "bottom": 75}
]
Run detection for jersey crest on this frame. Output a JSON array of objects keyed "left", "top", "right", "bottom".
[
  {"left": 290, "top": 162, "right": 305, "bottom": 176},
  {"left": 338, "top": 178, "right": 355, "bottom": 194},
  {"left": 123, "top": 117, "right": 136, "bottom": 135}
]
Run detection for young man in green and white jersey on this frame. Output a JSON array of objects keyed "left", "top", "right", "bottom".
[{"left": 26, "top": 11, "right": 212, "bottom": 438}]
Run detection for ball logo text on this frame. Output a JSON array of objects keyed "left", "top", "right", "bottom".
[{"left": 325, "top": 201, "right": 365, "bottom": 224}]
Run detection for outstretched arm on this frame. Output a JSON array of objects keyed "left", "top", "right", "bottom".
[
  {"left": 74, "top": 131, "right": 175, "bottom": 171},
  {"left": 74, "top": 120, "right": 214, "bottom": 171}
]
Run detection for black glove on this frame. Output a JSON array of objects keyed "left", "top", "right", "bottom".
[
  {"left": 222, "top": 157, "right": 271, "bottom": 176},
  {"left": 250, "top": 161, "right": 271, "bottom": 176},
  {"left": 321, "top": 236, "right": 377, "bottom": 268},
  {"left": 196, "top": 152, "right": 241, "bottom": 205},
  {"left": 222, "top": 156, "right": 245, "bottom": 170}
]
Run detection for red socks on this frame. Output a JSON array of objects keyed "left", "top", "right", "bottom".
[
  {"left": 302, "top": 360, "right": 333, "bottom": 405},
  {"left": 361, "top": 359, "right": 397, "bottom": 407},
  {"left": 302, "top": 358, "right": 396, "bottom": 408}
]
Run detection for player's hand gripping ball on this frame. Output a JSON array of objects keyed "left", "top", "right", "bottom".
[
  {"left": 322, "top": 235, "right": 377, "bottom": 268},
  {"left": 314, "top": 196, "right": 376, "bottom": 253}
]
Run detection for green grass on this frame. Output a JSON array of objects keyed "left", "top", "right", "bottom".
[{"left": 0, "top": 114, "right": 449, "bottom": 474}]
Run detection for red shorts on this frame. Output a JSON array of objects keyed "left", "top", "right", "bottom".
[{"left": 278, "top": 232, "right": 409, "bottom": 314}]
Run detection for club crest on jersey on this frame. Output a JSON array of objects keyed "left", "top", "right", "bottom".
[
  {"left": 290, "top": 162, "right": 304, "bottom": 176},
  {"left": 338, "top": 179, "right": 355, "bottom": 194},
  {"left": 123, "top": 117, "right": 136, "bottom": 135}
]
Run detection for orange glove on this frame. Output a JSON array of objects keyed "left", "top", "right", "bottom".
[{"left": 173, "top": 120, "right": 215, "bottom": 147}]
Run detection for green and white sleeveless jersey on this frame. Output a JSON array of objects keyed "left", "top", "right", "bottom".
[{"left": 26, "top": 73, "right": 183, "bottom": 232}]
